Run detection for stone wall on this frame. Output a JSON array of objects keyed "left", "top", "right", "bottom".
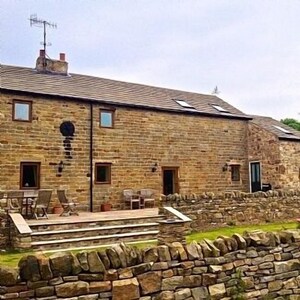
[
  {"left": 1, "top": 92, "right": 249, "bottom": 211},
  {"left": 1, "top": 230, "right": 300, "bottom": 299},
  {"left": 248, "top": 122, "right": 281, "bottom": 189},
  {"left": 0, "top": 93, "right": 91, "bottom": 210},
  {"left": 159, "top": 189, "right": 300, "bottom": 231},
  {"left": 0, "top": 210, "right": 8, "bottom": 249},
  {"left": 279, "top": 141, "right": 300, "bottom": 190},
  {"left": 248, "top": 122, "right": 300, "bottom": 190}
]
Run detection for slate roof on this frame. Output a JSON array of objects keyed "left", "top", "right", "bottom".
[
  {"left": 1, "top": 64, "right": 250, "bottom": 120},
  {"left": 251, "top": 115, "right": 300, "bottom": 141}
]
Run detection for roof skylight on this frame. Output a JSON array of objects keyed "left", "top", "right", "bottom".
[
  {"left": 273, "top": 125, "right": 293, "bottom": 135},
  {"left": 211, "top": 104, "right": 229, "bottom": 113},
  {"left": 174, "top": 99, "right": 194, "bottom": 109}
]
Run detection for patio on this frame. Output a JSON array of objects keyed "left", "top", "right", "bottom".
[{"left": 8, "top": 208, "right": 163, "bottom": 251}]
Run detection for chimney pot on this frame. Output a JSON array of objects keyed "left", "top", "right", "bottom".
[
  {"left": 39, "top": 49, "right": 46, "bottom": 57},
  {"left": 59, "top": 53, "right": 66, "bottom": 61}
]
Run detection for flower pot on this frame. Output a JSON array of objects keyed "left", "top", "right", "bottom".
[
  {"left": 53, "top": 206, "right": 64, "bottom": 214},
  {"left": 101, "top": 203, "right": 112, "bottom": 211}
]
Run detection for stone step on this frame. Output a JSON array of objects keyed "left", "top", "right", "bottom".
[
  {"left": 30, "top": 222, "right": 159, "bottom": 241},
  {"left": 29, "top": 215, "right": 163, "bottom": 232},
  {"left": 31, "top": 230, "right": 159, "bottom": 250}
]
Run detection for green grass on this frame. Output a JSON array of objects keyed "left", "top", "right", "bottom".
[
  {"left": 0, "top": 250, "right": 33, "bottom": 268},
  {"left": 0, "top": 221, "right": 297, "bottom": 268},
  {"left": 187, "top": 221, "right": 297, "bottom": 242}
]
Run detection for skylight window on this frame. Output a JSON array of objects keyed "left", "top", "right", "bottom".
[
  {"left": 174, "top": 99, "right": 194, "bottom": 108},
  {"left": 273, "top": 125, "right": 293, "bottom": 135},
  {"left": 212, "top": 104, "right": 229, "bottom": 113}
]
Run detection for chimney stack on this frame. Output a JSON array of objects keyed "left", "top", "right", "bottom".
[
  {"left": 36, "top": 50, "right": 68, "bottom": 75},
  {"left": 59, "top": 53, "right": 65, "bottom": 61},
  {"left": 40, "top": 49, "right": 46, "bottom": 57}
]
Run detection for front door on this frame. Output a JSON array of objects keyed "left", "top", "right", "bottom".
[
  {"left": 250, "top": 162, "right": 261, "bottom": 192},
  {"left": 162, "top": 167, "right": 179, "bottom": 195}
]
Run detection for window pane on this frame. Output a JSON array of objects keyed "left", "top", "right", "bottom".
[
  {"left": 21, "top": 164, "right": 39, "bottom": 188},
  {"left": 100, "top": 112, "right": 112, "bottom": 127},
  {"left": 96, "top": 164, "right": 111, "bottom": 183},
  {"left": 15, "top": 103, "right": 30, "bottom": 120}
]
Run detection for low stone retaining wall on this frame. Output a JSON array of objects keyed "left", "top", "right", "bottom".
[
  {"left": 0, "top": 210, "right": 9, "bottom": 249},
  {"left": 160, "top": 189, "right": 300, "bottom": 231},
  {"left": 1, "top": 230, "right": 300, "bottom": 299}
]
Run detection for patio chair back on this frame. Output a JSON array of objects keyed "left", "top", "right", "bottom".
[
  {"left": 57, "top": 190, "right": 68, "bottom": 204},
  {"left": 140, "top": 189, "right": 154, "bottom": 198},
  {"left": 6, "top": 190, "right": 24, "bottom": 212},
  {"left": 57, "top": 190, "right": 79, "bottom": 216},
  {"left": 123, "top": 189, "right": 141, "bottom": 209},
  {"left": 31, "top": 189, "right": 52, "bottom": 219},
  {"left": 123, "top": 189, "right": 134, "bottom": 199},
  {"left": 139, "top": 188, "right": 155, "bottom": 208}
]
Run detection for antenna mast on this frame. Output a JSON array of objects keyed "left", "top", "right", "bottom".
[{"left": 29, "top": 14, "right": 57, "bottom": 60}]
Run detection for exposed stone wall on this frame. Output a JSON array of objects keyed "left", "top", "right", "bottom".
[
  {"left": 1, "top": 230, "right": 300, "bottom": 299},
  {"left": 159, "top": 190, "right": 300, "bottom": 231},
  {"left": 1, "top": 92, "right": 249, "bottom": 211},
  {"left": 248, "top": 122, "right": 281, "bottom": 189},
  {"left": 0, "top": 93, "right": 91, "bottom": 210},
  {"left": 248, "top": 122, "right": 300, "bottom": 190},
  {"left": 279, "top": 141, "right": 300, "bottom": 189},
  {"left": 93, "top": 106, "right": 249, "bottom": 209},
  {"left": 0, "top": 210, "right": 8, "bottom": 249}
]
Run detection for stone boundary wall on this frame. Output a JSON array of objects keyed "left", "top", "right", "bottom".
[
  {"left": 1, "top": 230, "right": 300, "bottom": 299},
  {"left": 0, "top": 211, "right": 9, "bottom": 249},
  {"left": 159, "top": 189, "right": 300, "bottom": 231}
]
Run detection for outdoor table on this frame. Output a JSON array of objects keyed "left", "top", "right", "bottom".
[
  {"left": 5, "top": 193, "right": 38, "bottom": 218},
  {"left": 22, "top": 196, "right": 38, "bottom": 218}
]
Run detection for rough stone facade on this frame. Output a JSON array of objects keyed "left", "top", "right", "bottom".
[
  {"left": 2, "top": 230, "right": 300, "bottom": 299},
  {"left": 159, "top": 189, "right": 300, "bottom": 232},
  {"left": 248, "top": 123, "right": 300, "bottom": 190},
  {"left": 0, "top": 92, "right": 249, "bottom": 210},
  {"left": 279, "top": 141, "right": 300, "bottom": 189}
]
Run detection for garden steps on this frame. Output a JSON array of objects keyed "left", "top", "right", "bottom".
[
  {"left": 31, "top": 231, "right": 159, "bottom": 250},
  {"left": 30, "top": 222, "right": 159, "bottom": 241},
  {"left": 26, "top": 208, "right": 163, "bottom": 250}
]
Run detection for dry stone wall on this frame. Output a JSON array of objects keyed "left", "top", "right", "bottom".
[
  {"left": 1, "top": 230, "right": 300, "bottom": 299},
  {"left": 160, "top": 189, "right": 300, "bottom": 231}
]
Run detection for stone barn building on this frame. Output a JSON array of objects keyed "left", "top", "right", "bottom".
[
  {"left": 0, "top": 51, "right": 254, "bottom": 210},
  {"left": 248, "top": 115, "right": 300, "bottom": 192}
]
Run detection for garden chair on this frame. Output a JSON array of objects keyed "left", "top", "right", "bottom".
[
  {"left": 6, "top": 190, "right": 24, "bottom": 213},
  {"left": 139, "top": 189, "right": 155, "bottom": 208},
  {"left": 31, "top": 189, "right": 52, "bottom": 219},
  {"left": 123, "top": 189, "right": 141, "bottom": 209},
  {"left": 57, "top": 189, "right": 79, "bottom": 216}
]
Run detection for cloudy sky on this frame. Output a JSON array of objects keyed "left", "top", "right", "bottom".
[{"left": 1, "top": 0, "right": 299, "bottom": 120}]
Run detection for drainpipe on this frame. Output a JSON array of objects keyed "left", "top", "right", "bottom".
[{"left": 89, "top": 102, "right": 93, "bottom": 212}]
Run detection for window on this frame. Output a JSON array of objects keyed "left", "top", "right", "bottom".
[
  {"left": 231, "top": 165, "right": 240, "bottom": 181},
  {"left": 173, "top": 99, "right": 194, "bottom": 108},
  {"left": 20, "top": 162, "right": 40, "bottom": 189},
  {"left": 13, "top": 100, "right": 32, "bottom": 122},
  {"left": 211, "top": 104, "right": 229, "bottom": 113},
  {"left": 95, "top": 163, "right": 111, "bottom": 184},
  {"left": 100, "top": 109, "right": 114, "bottom": 128}
]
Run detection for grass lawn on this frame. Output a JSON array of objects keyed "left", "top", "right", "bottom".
[
  {"left": 187, "top": 221, "right": 297, "bottom": 242},
  {"left": 0, "top": 221, "right": 297, "bottom": 268}
]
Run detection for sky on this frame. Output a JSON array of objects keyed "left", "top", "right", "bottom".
[{"left": 1, "top": 0, "right": 299, "bottom": 121}]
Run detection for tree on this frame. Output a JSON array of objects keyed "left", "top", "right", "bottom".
[{"left": 281, "top": 118, "right": 300, "bottom": 131}]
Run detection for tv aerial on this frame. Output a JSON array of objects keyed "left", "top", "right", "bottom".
[
  {"left": 212, "top": 86, "right": 220, "bottom": 95},
  {"left": 29, "top": 14, "right": 57, "bottom": 57}
]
